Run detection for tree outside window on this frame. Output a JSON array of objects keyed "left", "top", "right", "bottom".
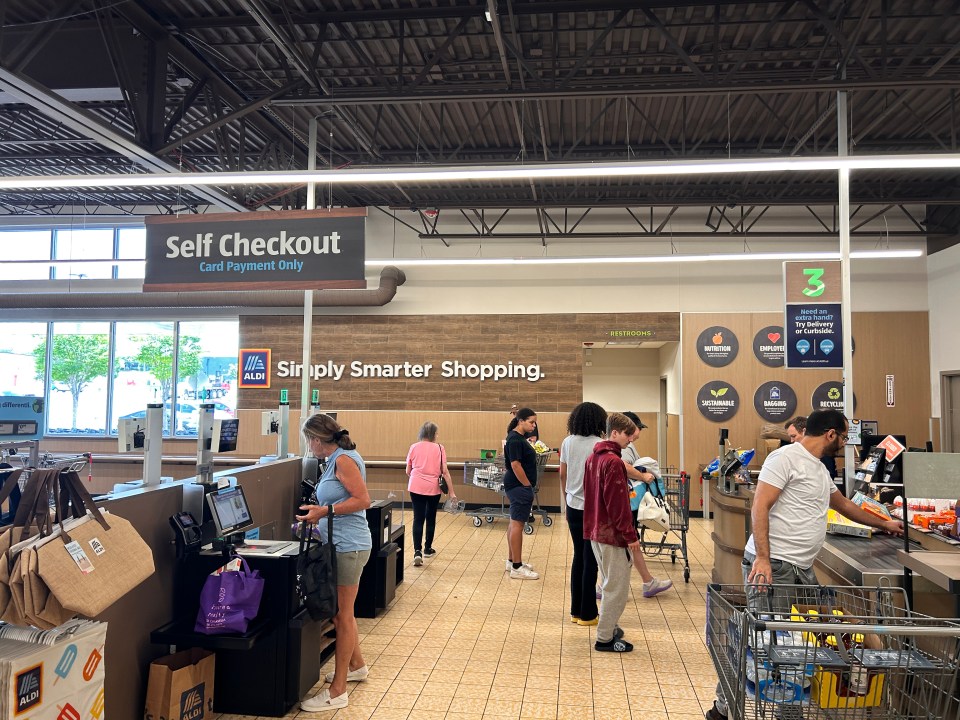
[{"left": 34, "top": 330, "right": 109, "bottom": 432}]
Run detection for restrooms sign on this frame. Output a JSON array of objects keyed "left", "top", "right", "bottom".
[{"left": 144, "top": 209, "right": 366, "bottom": 291}]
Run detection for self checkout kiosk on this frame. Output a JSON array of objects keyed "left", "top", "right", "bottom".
[{"left": 154, "top": 406, "right": 325, "bottom": 717}]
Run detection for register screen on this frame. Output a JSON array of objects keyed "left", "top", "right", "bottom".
[{"left": 210, "top": 487, "right": 252, "bottom": 533}]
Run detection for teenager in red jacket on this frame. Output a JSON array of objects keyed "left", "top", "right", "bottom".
[{"left": 583, "top": 413, "right": 673, "bottom": 652}]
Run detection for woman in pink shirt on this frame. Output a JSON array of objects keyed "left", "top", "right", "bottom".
[{"left": 406, "top": 421, "right": 456, "bottom": 566}]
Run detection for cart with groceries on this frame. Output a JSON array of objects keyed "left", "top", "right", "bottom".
[
  {"left": 463, "top": 449, "right": 553, "bottom": 535},
  {"left": 706, "top": 582, "right": 960, "bottom": 720}
]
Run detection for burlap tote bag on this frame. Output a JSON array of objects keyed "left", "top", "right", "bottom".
[
  {"left": 0, "top": 468, "right": 54, "bottom": 622},
  {"left": 34, "top": 472, "right": 155, "bottom": 617}
]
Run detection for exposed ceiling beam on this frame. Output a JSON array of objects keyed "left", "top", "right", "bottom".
[
  {"left": 274, "top": 78, "right": 960, "bottom": 106},
  {"left": 0, "top": 65, "right": 247, "bottom": 211}
]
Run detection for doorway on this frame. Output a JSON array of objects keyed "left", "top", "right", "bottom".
[{"left": 941, "top": 371, "right": 960, "bottom": 452}]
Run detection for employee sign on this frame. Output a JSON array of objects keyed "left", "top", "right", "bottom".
[
  {"left": 784, "top": 261, "right": 843, "bottom": 369},
  {"left": 144, "top": 209, "right": 366, "bottom": 291}
]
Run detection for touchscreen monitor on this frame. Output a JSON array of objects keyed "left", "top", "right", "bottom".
[{"left": 205, "top": 485, "right": 254, "bottom": 536}]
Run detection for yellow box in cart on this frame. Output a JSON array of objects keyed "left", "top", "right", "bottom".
[{"left": 811, "top": 666, "right": 885, "bottom": 709}]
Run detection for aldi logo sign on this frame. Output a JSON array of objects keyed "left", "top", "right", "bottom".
[
  {"left": 239, "top": 349, "right": 271, "bottom": 388},
  {"left": 15, "top": 664, "right": 42, "bottom": 715}
]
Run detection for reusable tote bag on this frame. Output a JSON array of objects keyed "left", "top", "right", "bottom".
[
  {"left": 32, "top": 471, "right": 155, "bottom": 619},
  {"left": 296, "top": 509, "right": 338, "bottom": 621},
  {"left": 195, "top": 555, "right": 265, "bottom": 635}
]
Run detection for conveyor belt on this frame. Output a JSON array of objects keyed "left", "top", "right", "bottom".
[{"left": 816, "top": 533, "right": 919, "bottom": 585}]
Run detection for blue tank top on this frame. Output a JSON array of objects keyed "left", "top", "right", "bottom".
[{"left": 313, "top": 448, "right": 372, "bottom": 552}]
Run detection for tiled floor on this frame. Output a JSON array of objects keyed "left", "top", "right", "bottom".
[{"left": 217, "top": 510, "right": 718, "bottom": 720}]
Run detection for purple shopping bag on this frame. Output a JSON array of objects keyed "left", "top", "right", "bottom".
[{"left": 194, "top": 555, "right": 265, "bottom": 635}]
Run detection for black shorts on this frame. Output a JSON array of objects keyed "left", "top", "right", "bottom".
[{"left": 506, "top": 485, "right": 534, "bottom": 521}]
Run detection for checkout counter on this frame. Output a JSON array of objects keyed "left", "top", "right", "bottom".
[{"left": 709, "top": 451, "right": 960, "bottom": 619}]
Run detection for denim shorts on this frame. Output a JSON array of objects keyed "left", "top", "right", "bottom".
[
  {"left": 337, "top": 549, "right": 371, "bottom": 586},
  {"left": 506, "top": 485, "right": 534, "bottom": 521}
]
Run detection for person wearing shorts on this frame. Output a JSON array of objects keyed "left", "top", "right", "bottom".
[
  {"left": 296, "top": 414, "right": 373, "bottom": 712},
  {"left": 502, "top": 407, "right": 539, "bottom": 580}
]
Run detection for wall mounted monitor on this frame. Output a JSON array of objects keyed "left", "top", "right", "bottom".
[
  {"left": 205, "top": 485, "right": 254, "bottom": 537},
  {"left": 212, "top": 418, "right": 240, "bottom": 452}
]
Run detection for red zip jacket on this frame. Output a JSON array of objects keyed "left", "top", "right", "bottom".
[{"left": 583, "top": 440, "right": 638, "bottom": 547}]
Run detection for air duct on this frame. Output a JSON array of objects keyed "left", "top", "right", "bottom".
[{"left": 0, "top": 266, "right": 405, "bottom": 309}]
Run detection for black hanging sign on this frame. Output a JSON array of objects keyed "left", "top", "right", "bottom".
[
  {"left": 696, "top": 381, "right": 740, "bottom": 422},
  {"left": 695, "top": 326, "right": 739, "bottom": 367},
  {"left": 753, "top": 381, "right": 798, "bottom": 422}
]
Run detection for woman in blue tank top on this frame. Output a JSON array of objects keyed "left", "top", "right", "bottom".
[{"left": 296, "top": 414, "right": 372, "bottom": 712}]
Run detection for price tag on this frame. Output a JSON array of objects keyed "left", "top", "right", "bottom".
[
  {"left": 64, "top": 541, "right": 95, "bottom": 574},
  {"left": 88, "top": 538, "right": 106, "bottom": 556}
]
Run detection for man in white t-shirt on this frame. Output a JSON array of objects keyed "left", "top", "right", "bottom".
[{"left": 706, "top": 409, "right": 903, "bottom": 720}]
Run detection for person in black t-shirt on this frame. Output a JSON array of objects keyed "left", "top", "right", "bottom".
[{"left": 503, "top": 407, "right": 540, "bottom": 580}]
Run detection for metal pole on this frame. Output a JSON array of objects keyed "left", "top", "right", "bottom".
[
  {"left": 300, "top": 117, "right": 317, "bottom": 449},
  {"left": 838, "top": 90, "right": 855, "bottom": 495}
]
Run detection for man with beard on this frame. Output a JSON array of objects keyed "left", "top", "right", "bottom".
[{"left": 706, "top": 409, "right": 903, "bottom": 720}]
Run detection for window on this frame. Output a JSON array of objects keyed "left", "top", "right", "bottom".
[
  {"left": 45, "top": 322, "right": 110, "bottom": 434},
  {"left": 117, "top": 227, "right": 146, "bottom": 279},
  {"left": 176, "top": 322, "right": 239, "bottom": 436},
  {"left": 53, "top": 228, "right": 115, "bottom": 280},
  {"left": 0, "top": 230, "right": 52, "bottom": 281},
  {"left": 0, "top": 323, "right": 47, "bottom": 397},
  {"left": 112, "top": 322, "right": 174, "bottom": 433}
]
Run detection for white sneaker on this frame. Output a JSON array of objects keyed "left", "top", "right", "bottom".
[
  {"left": 301, "top": 688, "right": 348, "bottom": 711},
  {"left": 324, "top": 664, "right": 368, "bottom": 683},
  {"left": 506, "top": 560, "right": 535, "bottom": 572},
  {"left": 510, "top": 564, "right": 540, "bottom": 580}
]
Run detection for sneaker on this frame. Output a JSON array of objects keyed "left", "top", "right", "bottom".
[
  {"left": 595, "top": 638, "right": 633, "bottom": 653},
  {"left": 576, "top": 616, "right": 599, "bottom": 626},
  {"left": 509, "top": 564, "right": 540, "bottom": 580},
  {"left": 570, "top": 615, "right": 580, "bottom": 623},
  {"left": 413, "top": 551, "right": 423, "bottom": 567},
  {"left": 613, "top": 627, "right": 625, "bottom": 641},
  {"left": 324, "top": 665, "right": 369, "bottom": 683},
  {"left": 705, "top": 702, "right": 728, "bottom": 720},
  {"left": 643, "top": 577, "right": 673, "bottom": 598},
  {"left": 506, "top": 560, "right": 534, "bottom": 572},
  {"left": 423, "top": 548, "right": 437, "bottom": 559},
  {"left": 301, "top": 688, "right": 348, "bottom": 711}
]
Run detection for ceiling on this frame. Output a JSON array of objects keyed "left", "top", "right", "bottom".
[{"left": 0, "top": 1, "right": 959, "bottom": 244}]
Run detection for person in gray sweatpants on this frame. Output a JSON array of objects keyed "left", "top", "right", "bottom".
[{"left": 582, "top": 412, "right": 643, "bottom": 652}]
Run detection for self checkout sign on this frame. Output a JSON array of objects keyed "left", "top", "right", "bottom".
[{"left": 784, "top": 261, "right": 843, "bottom": 369}]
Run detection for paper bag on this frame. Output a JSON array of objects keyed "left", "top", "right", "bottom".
[{"left": 144, "top": 648, "right": 216, "bottom": 720}]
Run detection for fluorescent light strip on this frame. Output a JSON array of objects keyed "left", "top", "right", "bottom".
[
  {"left": 0, "top": 154, "right": 959, "bottom": 190},
  {"left": 365, "top": 249, "right": 922, "bottom": 267}
]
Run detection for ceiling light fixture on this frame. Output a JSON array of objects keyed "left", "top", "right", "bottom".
[
  {"left": 364, "top": 249, "right": 922, "bottom": 267},
  {"left": 0, "top": 154, "right": 958, "bottom": 190}
]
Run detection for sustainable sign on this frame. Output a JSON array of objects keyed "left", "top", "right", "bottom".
[
  {"left": 784, "top": 261, "right": 843, "bottom": 369},
  {"left": 144, "top": 209, "right": 366, "bottom": 291},
  {"left": 696, "top": 381, "right": 740, "bottom": 422}
]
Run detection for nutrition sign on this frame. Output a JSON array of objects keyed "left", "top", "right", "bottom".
[
  {"left": 783, "top": 261, "right": 843, "bottom": 369},
  {"left": 144, "top": 208, "right": 366, "bottom": 291}
]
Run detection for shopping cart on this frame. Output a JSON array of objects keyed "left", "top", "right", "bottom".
[
  {"left": 706, "top": 582, "right": 960, "bottom": 720},
  {"left": 463, "top": 453, "right": 553, "bottom": 534},
  {"left": 636, "top": 469, "right": 691, "bottom": 582}
]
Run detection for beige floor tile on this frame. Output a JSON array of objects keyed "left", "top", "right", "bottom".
[
  {"left": 519, "top": 701, "right": 559, "bottom": 719},
  {"left": 328, "top": 706, "right": 375, "bottom": 720},
  {"left": 413, "top": 695, "right": 455, "bottom": 713},
  {"left": 557, "top": 707, "right": 594, "bottom": 720},
  {"left": 366, "top": 709, "right": 410, "bottom": 720},
  {"left": 376, "top": 692, "right": 419, "bottom": 710}
]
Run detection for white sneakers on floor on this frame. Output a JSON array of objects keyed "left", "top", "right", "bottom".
[
  {"left": 509, "top": 564, "right": 540, "bottom": 580},
  {"left": 301, "top": 688, "right": 348, "bottom": 711}
]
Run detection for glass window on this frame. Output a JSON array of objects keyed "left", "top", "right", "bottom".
[
  {"left": 46, "top": 322, "right": 110, "bottom": 435},
  {"left": 0, "top": 230, "right": 52, "bottom": 280},
  {"left": 176, "top": 321, "right": 239, "bottom": 436},
  {"left": 117, "top": 227, "right": 146, "bottom": 279},
  {"left": 0, "top": 323, "right": 47, "bottom": 397},
  {"left": 53, "top": 228, "right": 115, "bottom": 279},
  {"left": 112, "top": 322, "right": 175, "bottom": 434}
]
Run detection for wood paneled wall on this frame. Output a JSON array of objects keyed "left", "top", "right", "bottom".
[
  {"left": 239, "top": 312, "right": 679, "bottom": 412},
  {"left": 683, "top": 312, "right": 932, "bottom": 511}
]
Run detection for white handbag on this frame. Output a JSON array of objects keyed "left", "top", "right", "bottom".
[{"left": 637, "top": 491, "right": 670, "bottom": 533}]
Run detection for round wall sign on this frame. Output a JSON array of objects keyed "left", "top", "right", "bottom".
[
  {"left": 695, "top": 326, "right": 739, "bottom": 367},
  {"left": 811, "top": 381, "right": 845, "bottom": 411},
  {"left": 753, "top": 381, "right": 798, "bottom": 422},
  {"left": 696, "top": 381, "right": 740, "bottom": 422},
  {"left": 753, "top": 325, "right": 785, "bottom": 367}
]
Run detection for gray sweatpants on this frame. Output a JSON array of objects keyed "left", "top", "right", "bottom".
[{"left": 591, "top": 540, "right": 632, "bottom": 643}]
